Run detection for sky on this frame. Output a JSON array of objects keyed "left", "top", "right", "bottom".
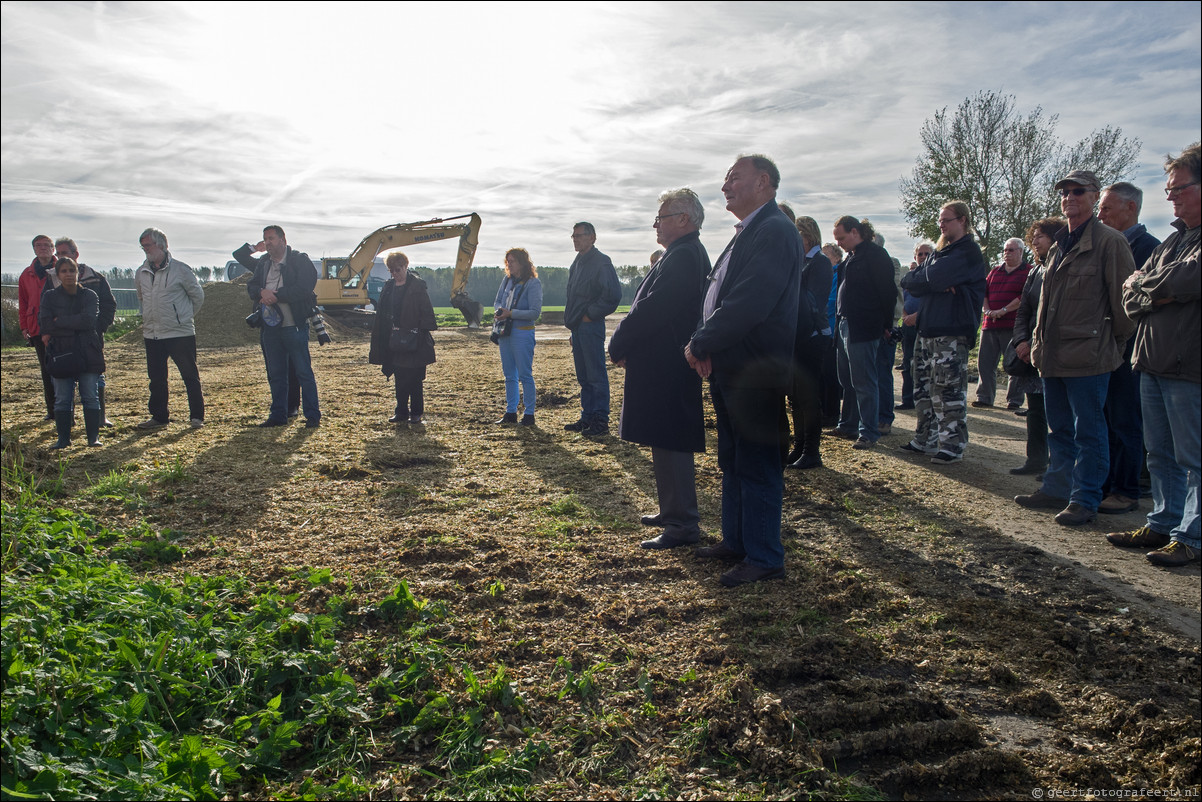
[{"left": 2, "top": 1, "right": 1200, "bottom": 277}]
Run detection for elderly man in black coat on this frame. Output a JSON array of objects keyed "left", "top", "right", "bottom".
[{"left": 609, "top": 188, "right": 710, "bottom": 549}]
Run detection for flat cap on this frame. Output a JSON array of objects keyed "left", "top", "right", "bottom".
[{"left": 1054, "top": 170, "right": 1100, "bottom": 192}]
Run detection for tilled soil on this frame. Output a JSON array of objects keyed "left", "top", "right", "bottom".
[{"left": 2, "top": 320, "right": 1198, "bottom": 800}]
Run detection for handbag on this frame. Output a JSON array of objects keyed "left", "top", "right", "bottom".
[
  {"left": 1004, "top": 339, "right": 1037, "bottom": 377},
  {"left": 389, "top": 328, "right": 420, "bottom": 353},
  {"left": 46, "top": 334, "right": 87, "bottom": 378}
]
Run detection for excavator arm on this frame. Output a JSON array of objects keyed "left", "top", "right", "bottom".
[{"left": 316, "top": 213, "right": 484, "bottom": 328}]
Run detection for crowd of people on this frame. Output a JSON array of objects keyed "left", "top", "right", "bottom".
[{"left": 16, "top": 145, "right": 1200, "bottom": 582}]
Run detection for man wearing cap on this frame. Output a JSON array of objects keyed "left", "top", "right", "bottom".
[{"left": 1015, "top": 170, "right": 1136, "bottom": 526}]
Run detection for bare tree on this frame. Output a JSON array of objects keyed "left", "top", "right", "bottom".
[{"left": 900, "top": 91, "right": 1141, "bottom": 263}]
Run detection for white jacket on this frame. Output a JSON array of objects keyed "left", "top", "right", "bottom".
[{"left": 136, "top": 254, "right": 204, "bottom": 340}]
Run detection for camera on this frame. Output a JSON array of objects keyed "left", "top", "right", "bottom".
[
  {"left": 245, "top": 308, "right": 263, "bottom": 329},
  {"left": 311, "top": 312, "right": 331, "bottom": 345}
]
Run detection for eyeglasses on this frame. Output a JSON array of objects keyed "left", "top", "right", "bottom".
[
  {"left": 654, "top": 212, "right": 685, "bottom": 224},
  {"left": 1058, "top": 187, "right": 1091, "bottom": 197},
  {"left": 937, "top": 215, "right": 963, "bottom": 225},
  {"left": 1165, "top": 180, "right": 1200, "bottom": 197}
]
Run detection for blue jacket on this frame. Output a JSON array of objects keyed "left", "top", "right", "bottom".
[
  {"left": 688, "top": 203, "right": 801, "bottom": 388},
  {"left": 901, "top": 235, "right": 986, "bottom": 340},
  {"left": 493, "top": 276, "right": 543, "bottom": 326}
]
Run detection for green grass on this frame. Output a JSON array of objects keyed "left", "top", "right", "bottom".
[{"left": 1, "top": 462, "right": 545, "bottom": 801}]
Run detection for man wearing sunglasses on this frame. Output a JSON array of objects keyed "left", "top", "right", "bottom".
[{"left": 1016, "top": 170, "right": 1136, "bottom": 526}]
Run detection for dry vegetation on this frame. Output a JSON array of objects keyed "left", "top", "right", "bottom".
[{"left": 2, "top": 315, "right": 1199, "bottom": 800}]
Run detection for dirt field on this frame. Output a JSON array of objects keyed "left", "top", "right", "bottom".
[{"left": 2, "top": 318, "right": 1199, "bottom": 800}]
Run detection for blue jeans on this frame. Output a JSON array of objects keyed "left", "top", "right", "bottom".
[
  {"left": 570, "top": 319, "right": 608, "bottom": 421},
  {"left": 53, "top": 373, "right": 99, "bottom": 413},
  {"left": 499, "top": 327, "right": 536, "bottom": 414},
  {"left": 711, "top": 381, "right": 785, "bottom": 570},
  {"left": 877, "top": 337, "right": 896, "bottom": 425},
  {"left": 260, "top": 325, "right": 320, "bottom": 423},
  {"left": 1041, "top": 374, "right": 1110, "bottom": 510},
  {"left": 836, "top": 320, "right": 881, "bottom": 441},
  {"left": 1141, "top": 373, "right": 1200, "bottom": 548}
]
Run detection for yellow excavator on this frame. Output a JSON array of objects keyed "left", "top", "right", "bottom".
[{"left": 316, "top": 213, "right": 485, "bottom": 328}]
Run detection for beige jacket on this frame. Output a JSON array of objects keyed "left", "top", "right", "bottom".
[{"left": 1032, "top": 217, "right": 1135, "bottom": 377}]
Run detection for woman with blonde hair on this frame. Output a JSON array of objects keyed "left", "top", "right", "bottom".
[
  {"left": 492, "top": 248, "right": 543, "bottom": 425},
  {"left": 899, "top": 201, "right": 987, "bottom": 464}
]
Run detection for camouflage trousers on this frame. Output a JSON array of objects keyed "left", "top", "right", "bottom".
[{"left": 911, "top": 335, "right": 970, "bottom": 456}]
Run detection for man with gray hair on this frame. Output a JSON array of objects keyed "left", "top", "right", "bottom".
[
  {"left": 610, "top": 188, "right": 710, "bottom": 549},
  {"left": 686, "top": 154, "right": 801, "bottom": 586},
  {"left": 135, "top": 228, "right": 206, "bottom": 429},
  {"left": 974, "top": 237, "right": 1031, "bottom": 409},
  {"left": 1015, "top": 170, "right": 1136, "bottom": 525},
  {"left": 1095, "top": 181, "right": 1162, "bottom": 514}
]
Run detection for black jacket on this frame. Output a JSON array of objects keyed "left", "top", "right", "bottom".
[
  {"left": 563, "top": 247, "right": 621, "bottom": 330},
  {"left": 37, "top": 286, "right": 105, "bottom": 375},
  {"left": 237, "top": 243, "right": 318, "bottom": 322},
  {"left": 900, "top": 235, "right": 987, "bottom": 340},
  {"left": 836, "top": 239, "right": 897, "bottom": 343},
  {"left": 609, "top": 230, "right": 709, "bottom": 452},
  {"left": 77, "top": 263, "right": 116, "bottom": 334},
  {"left": 688, "top": 203, "right": 801, "bottom": 388},
  {"left": 369, "top": 273, "right": 437, "bottom": 374}
]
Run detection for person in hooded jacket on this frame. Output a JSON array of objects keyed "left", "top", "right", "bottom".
[
  {"left": 369, "top": 252, "right": 437, "bottom": 424},
  {"left": 899, "top": 201, "right": 987, "bottom": 465}
]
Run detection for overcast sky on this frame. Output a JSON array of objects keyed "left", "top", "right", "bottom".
[{"left": 2, "top": 1, "right": 1199, "bottom": 276}]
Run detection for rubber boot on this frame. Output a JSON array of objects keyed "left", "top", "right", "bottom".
[
  {"left": 50, "top": 411, "right": 72, "bottom": 450},
  {"left": 98, "top": 387, "right": 114, "bottom": 427},
  {"left": 84, "top": 408, "right": 102, "bottom": 447}
]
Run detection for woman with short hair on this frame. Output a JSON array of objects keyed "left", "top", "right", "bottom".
[
  {"left": 369, "top": 252, "right": 438, "bottom": 424},
  {"left": 38, "top": 257, "right": 106, "bottom": 448},
  {"left": 492, "top": 248, "right": 543, "bottom": 425}
]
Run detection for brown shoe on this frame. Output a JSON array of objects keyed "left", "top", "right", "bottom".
[
  {"left": 1014, "top": 490, "right": 1068, "bottom": 510},
  {"left": 694, "top": 543, "right": 744, "bottom": 561},
  {"left": 1054, "top": 503, "right": 1097, "bottom": 526},
  {"left": 1106, "top": 525, "right": 1171, "bottom": 549},
  {"left": 1146, "top": 541, "right": 1200, "bottom": 567},
  {"left": 1098, "top": 494, "right": 1139, "bottom": 514}
]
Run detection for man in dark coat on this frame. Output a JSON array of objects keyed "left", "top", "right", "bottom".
[
  {"left": 609, "top": 188, "right": 710, "bottom": 550},
  {"left": 236, "top": 225, "right": 322, "bottom": 428},
  {"left": 685, "top": 154, "right": 801, "bottom": 587}
]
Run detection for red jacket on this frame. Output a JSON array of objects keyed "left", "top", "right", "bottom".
[{"left": 18, "top": 258, "right": 55, "bottom": 337}]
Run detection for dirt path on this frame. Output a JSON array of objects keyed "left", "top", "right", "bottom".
[{"left": 887, "top": 402, "right": 1201, "bottom": 640}]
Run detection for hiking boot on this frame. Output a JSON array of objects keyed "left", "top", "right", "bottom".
[
  {"left": 1014, "top": 490, "right": 1069, "bottom": 510},
  {"left": 1098, "top": 494, "right": 1139, "bottom": 514},
  {"left": 1106, "top": 525, "right": 1171, "bottom": 549},
  {"left": 1054, "top": 503, "right": 1097, "bottom": 526},
  {"left": 852, "top": 437, "right": 875, "bottom": 450},
  {"left": 1146, "top": 541, "right": 1199, "bottom": 567}
]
